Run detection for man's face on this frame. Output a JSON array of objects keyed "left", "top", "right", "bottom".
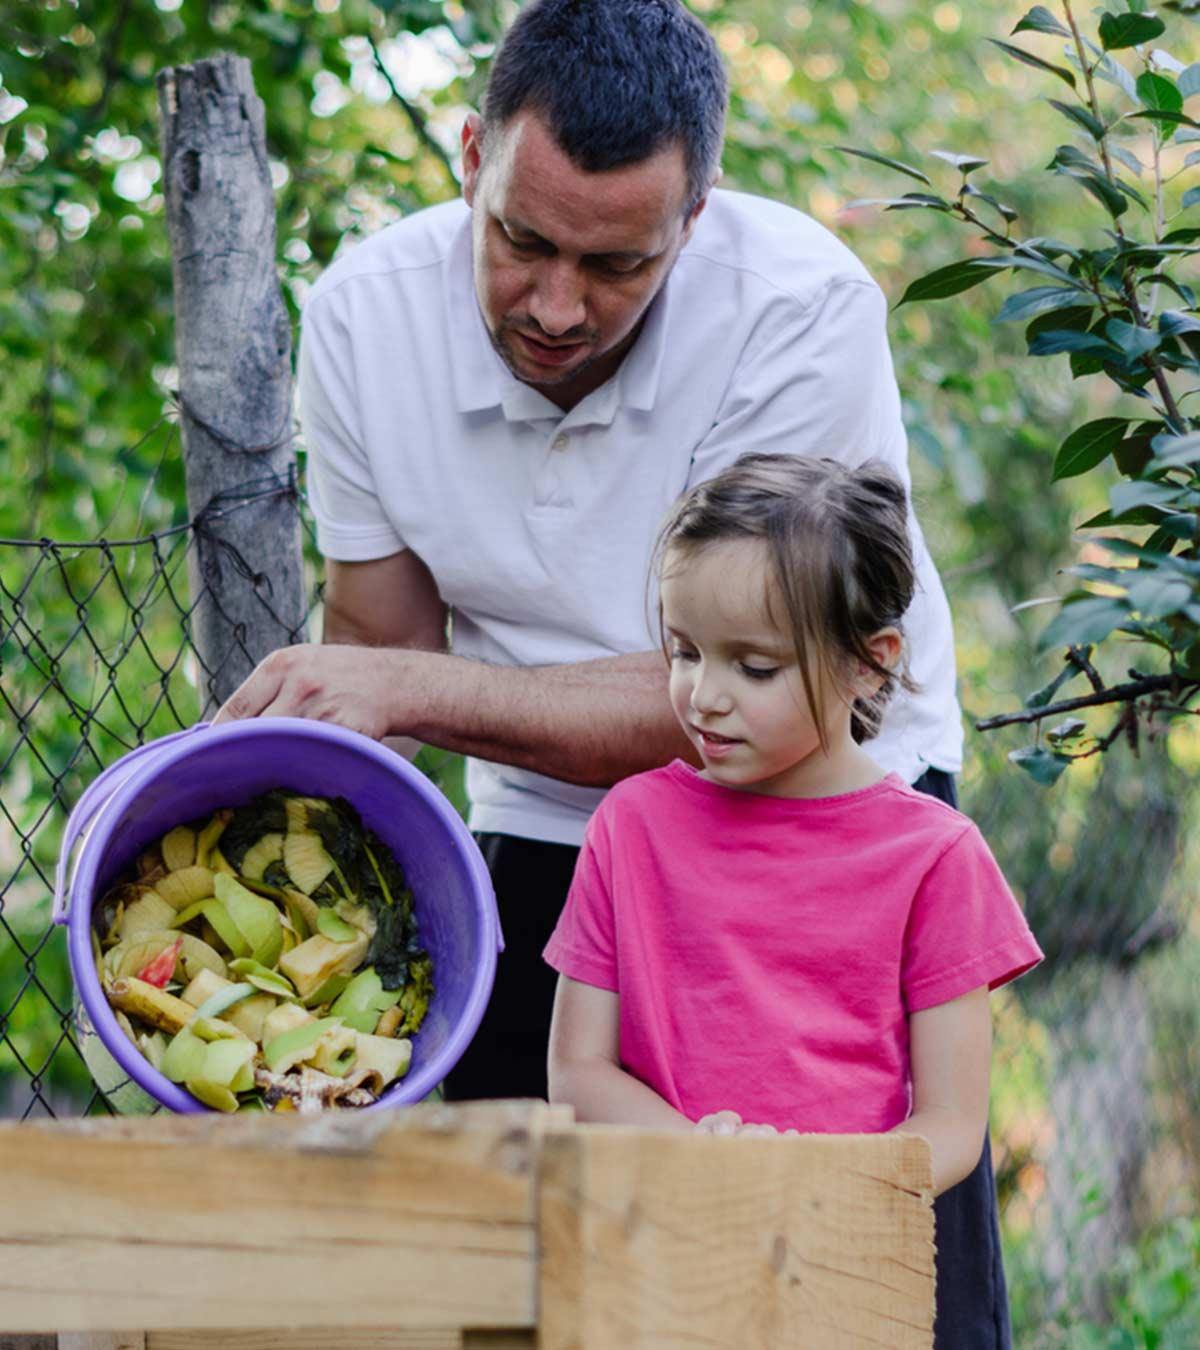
[{"left": 462, "top": 109, "right": 707, "bottom": 410}]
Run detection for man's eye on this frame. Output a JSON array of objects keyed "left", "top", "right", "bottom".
[
  {"left": 596, "top": 258, "right": 643, "bottom": 276},
  {"left": 670, "top": 646, "right": 698, "bottom": 663},
  {"left": 740, "top": 664, "right": 779, "bottom": 681}
]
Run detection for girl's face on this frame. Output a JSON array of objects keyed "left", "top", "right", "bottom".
[{"left": 661, "top": 538, "right": 881, "bottom": 799}]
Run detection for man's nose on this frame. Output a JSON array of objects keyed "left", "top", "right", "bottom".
[{"left": 528, "top": 259, "right": 587, "bottom": 337}]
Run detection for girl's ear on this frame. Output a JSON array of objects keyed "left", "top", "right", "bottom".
[{"left": 857, "top": 627, "right": 902, "bottom": 693}]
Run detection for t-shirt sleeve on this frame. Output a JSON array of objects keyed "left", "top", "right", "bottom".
[
  {"left": 298, "top": 290, "right": 408, "bottom": 562},
  {"left": 902, "top": 822, "right": 1043, "bottom": 1013},
  {"left": 687, "top": 278, "right": 910, "bottom": 488},
  {"left": 542, "top": 808, "right": 618, "bottom": 993}
]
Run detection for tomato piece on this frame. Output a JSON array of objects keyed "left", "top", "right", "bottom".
[{"left": 138, "top": 937, "right": 183, "bottom": 989}]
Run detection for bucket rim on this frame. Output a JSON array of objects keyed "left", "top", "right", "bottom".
[{"left": 67, "top": 717, "right": 499, "bottom": 1114}]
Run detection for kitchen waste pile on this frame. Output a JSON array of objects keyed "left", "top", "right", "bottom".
[{"left": 93, "top": 789, "right": 434, "bottom": 1113}]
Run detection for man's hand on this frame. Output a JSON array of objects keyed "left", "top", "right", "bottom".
[{"left": 211, "top": 643, "right": 407, "bottom": 739}]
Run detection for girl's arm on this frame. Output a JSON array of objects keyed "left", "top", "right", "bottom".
[
  {"left": 890, "top": 985, "right": 992, "bottom": 1197},
  {"left": 547, "top": 975, "right": 693, "bottom": 1129}
]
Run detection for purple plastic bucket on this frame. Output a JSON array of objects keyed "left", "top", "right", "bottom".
[{"left": 54, "top": 718, "right": 501, "bottom": 1113}]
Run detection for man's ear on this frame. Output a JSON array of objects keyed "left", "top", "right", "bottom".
[
  {"left": 461, "top": 111, "right": 484, "bottom": 207},
  {"left": 681, "top": 169, "right": 721, "bottom": 243}
]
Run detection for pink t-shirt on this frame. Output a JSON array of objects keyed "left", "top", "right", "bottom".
[{"left": 543, "top": 761, "right": 1042, "bottom": 1133}]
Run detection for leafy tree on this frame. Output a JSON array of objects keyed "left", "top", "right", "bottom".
[{"left": 843, "top": 0, "right": 1200, "bottom": 782}]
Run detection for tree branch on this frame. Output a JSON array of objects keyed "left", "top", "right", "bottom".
[
  {"left": 974, "top": 672, "right": 1191, "bottom": 731},
  {"left": 367, "top": 36, "right": 457, "bottom": 184}
]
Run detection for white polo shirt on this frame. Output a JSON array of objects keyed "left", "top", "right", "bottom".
[{"left": 300, "top": 190, "right": 963, "bottom": 846}]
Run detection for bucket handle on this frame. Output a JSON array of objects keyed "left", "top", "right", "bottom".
[{"left": 52, "top": 723, "right": 209, "bottom": 925}]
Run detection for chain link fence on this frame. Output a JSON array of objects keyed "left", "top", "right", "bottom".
[{"left": 1, "top": 461, "right": 1197, "bottom": 1331}]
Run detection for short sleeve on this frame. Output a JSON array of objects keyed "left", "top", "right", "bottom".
[
  {"left": 902, "top": 823, "right": 1043, "bottom": 1013},
  {"left": 687, "top": 279, "right": 910, "bottom": 489},
  {"left": 542, "top": 808, "right": 619, "bottom": 992},
  {"left": 298, "top": 290, "right": 408, "bottom": 562}
]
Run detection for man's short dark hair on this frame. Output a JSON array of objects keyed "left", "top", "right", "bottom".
[{"left": 482, "top": 0, "right": 728, "bottom": 209}]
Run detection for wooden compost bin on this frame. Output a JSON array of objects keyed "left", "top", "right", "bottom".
[{"left": 0, "top": 1101, "right": 934, "bottom": 1348}]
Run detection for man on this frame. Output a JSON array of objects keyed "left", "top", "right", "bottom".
[{"left": 215, "top": 3, "right": 1003, "bottom": 1343}]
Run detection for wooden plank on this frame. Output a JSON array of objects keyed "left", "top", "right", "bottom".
[
  {"left": 146, "top": 1332, "right": 458, "bottom": 1349},
  {"left": 139, "top": 1328, "right": 533, "bottom": 1349},
  {"left": 0, "top": 1103, "right": 557, "bottom": 1334},
  {"left": 538, "top": 1127, "right": 935, "bottom": 1350},
  {"left": 58, "top": 1338, "right": 145, "bottom": 1350}
]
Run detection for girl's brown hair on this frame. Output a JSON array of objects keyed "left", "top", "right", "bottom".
[{"left": 655, "top": 453, "right": 919, "bottom": 746}]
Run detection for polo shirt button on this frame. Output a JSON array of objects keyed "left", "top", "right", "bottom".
[{"left": 552, "top": 433, "right": 568, "bottom": 451}]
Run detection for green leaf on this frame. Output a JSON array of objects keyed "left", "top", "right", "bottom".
[
  {"left": 1077, "top": 172, "right": 1131, "bottom": 217},
  {"left": 995, "top": 286, "right": 1095, "bottom": 323},
  {"left": 1127, "top": 109, "right": 1200, "bottom": 128},
  {"left": 1100, "top": 12, "right": 1168, "bottom": 50},
  {"left": 1182, "top": 186, "right": 1200, "bottom": 210},
  {"left": 1046, "top": 718, "right": 1088, "bottom": 742},
  {"left": 884, "top": 193, "right": 954, "bottom": 211},
  {"left": 987, "top": 38, "right": 1077, "bottom": 89},
  {"left": 833, "top": 146, "right": 932, "bottom": 185},
  {"left": 1136, "top": 70, "right": 1185, "bottom": 115},
  {"left": 971, "top": 250, "right": 1081, "bottom": 285},
  {"left": 1038, "top": 596, "right": 1130, "bottom": 650},
  {"left": 962, "top": 184, "right": 1020, "bottom": 223},
  {"left": 930, "top": 149, "right": 989, "bottom": 174},
  {"left": 1052, "top": 417, "right": 1129, "bottom": 480},
  {"left": 1105, "top": 317, "right": 1162, "bottom": 359},
  {"left": 1150, "top": 430, "right": 1200, "bottom": 465},
  {"left": 1013, "top": 6, "right": 1071, "bottom": 37},
  {"left": 1025, "top": 664, "right": 1081, "bottom": 709},
  {"left": 1180, "top": 63, "right": 1200, "bottom": 98},
  {"left": 1048, "top": 98, "right": 1108, "bottom": 140},
  {"left": 1110, "top": 480, "right": 1183, "bottom": 517},
  {"left": 1009, "top": 746, "right": 1072, "bottom": 786},
  {"left": 1126, "top": 573, "right": 1193, "bottom": 617},
  {"left": 895, "top": 260, "right": 998, "bottom": 306},
  {"left": 1029, "top": 329, "right": 1117, "bottom": 357},
  {"left": 846, "top": 195, "right": 951, "bottom": 212},
  {"left": 1160, "top": 310, "right": 1200, "bottom": 337},
  {"left": 1109, "top": 143, "right": 1145, "bottom": 176}
]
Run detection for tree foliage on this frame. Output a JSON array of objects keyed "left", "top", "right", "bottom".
[{"left": 843, "top": 0, "right": 1200, "bottom": 779}]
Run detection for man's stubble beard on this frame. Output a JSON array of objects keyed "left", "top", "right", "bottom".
[{"left": 490, "top": 318, "right": 604, "bottom": 390}]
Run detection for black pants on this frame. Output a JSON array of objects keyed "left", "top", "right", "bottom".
[{"left": 443, "top": 768, "right": 1010, "bottom": 1349}]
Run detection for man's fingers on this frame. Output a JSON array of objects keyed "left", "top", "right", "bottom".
[{"left": 211, "top": 661, "right": 286, "bottom": 725}]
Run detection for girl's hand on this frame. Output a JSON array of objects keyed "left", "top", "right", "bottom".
[{"left": 693, "top": 1110, "right": 742, "bottom": 1135}]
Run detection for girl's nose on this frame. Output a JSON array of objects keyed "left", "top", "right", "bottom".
[{"left": 690, "top": 667, "right": 732, "bottom": 716}]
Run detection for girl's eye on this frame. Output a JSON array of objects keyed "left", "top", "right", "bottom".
[{"left": 740, "top": 664, "right": 779, "bottom": 681}]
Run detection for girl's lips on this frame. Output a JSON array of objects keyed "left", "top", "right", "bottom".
[{"left": 696, "top": 729, "right": 743, "bottom": 757}]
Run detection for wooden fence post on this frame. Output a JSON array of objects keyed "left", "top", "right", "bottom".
[{"left": 156, "top": 53, "right": 306, "bottom": 714}]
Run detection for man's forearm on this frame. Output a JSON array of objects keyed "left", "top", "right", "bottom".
[
  {"left": 389, "top": 646, "right": 694, "bottom": 788},
  {"left": 213, "top": 641, "right": 695, "bottom": 787}
]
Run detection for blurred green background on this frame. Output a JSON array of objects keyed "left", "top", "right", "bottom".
[{"left": 2, "top": 1, "right": 1199, "bottom": 1342}]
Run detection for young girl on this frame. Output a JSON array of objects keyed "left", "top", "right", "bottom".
[{"left": 543, "top": 453, "right": 1042, "bottom": 1331}]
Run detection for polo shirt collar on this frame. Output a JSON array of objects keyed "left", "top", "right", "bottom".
[{"left": 444, "top": 211, "right": 673, "bottom": 424}]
